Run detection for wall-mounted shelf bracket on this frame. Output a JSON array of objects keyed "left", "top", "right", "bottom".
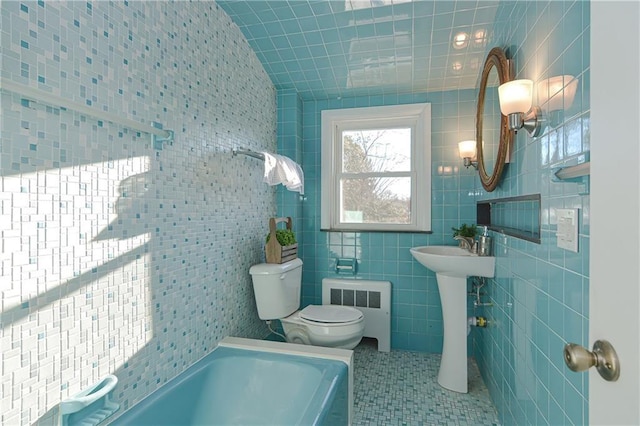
[
  {"left": 553, "top": 161, "right": 590, "bottom": 180},
  {"left": 552, "top": 152, "right": 590, "bottom": 194}
]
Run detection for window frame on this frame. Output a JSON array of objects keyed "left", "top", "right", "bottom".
[{"left": 321, "top": 103, "right": 431, "bottom": 232}]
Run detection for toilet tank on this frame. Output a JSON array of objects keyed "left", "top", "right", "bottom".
[{"left": 249, "top": 258, "right": 303, "bottom": 320}]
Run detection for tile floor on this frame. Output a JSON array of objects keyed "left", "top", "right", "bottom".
[{"left": 352, "top": 339, "right": 500, "bottom": 425}]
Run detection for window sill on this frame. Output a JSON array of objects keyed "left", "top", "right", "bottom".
[{"left": 320, "top": 228, "right": 433, "bottom": 234}]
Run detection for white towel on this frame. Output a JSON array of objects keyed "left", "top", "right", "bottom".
[{"left": 262, "top": 152, "right": 304, "bottom": 195}]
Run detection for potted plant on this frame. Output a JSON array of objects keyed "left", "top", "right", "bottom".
[
  {"left": 452, "top": 223, "right": 478, "bottom": 248},
  {"left": 265, "top": 228, "right": 297, "bottom": 247},
  {"left": 265, "top": 217, "right": 298, "bottom": 263}
]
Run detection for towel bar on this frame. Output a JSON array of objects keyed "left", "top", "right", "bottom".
[{"left": 232, "top": 148, "right": 265, "bottom": 161}]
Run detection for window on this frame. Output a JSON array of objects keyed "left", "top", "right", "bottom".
[{"left": 321, "top": 103, "right": 431, "bottom": 232}]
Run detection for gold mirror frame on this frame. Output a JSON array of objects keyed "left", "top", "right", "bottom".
[{"left": 476, "top": 47, "right": 513, "bottom": 192}]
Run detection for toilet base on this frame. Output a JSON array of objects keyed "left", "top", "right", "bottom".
[
  {"left": 284, "top": 326, "right": 363, "bottom": 350},
  {"left": 280, "top": 310, "right": 364, "bottom": 350}
]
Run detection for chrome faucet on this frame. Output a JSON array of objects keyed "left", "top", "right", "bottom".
[{"left": 454, "top": 236, "right": 477, "bottom": 253}]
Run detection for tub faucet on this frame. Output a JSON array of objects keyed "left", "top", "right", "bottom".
[{"left": 454, "top": 236, "right": 477, "bottom": 253}]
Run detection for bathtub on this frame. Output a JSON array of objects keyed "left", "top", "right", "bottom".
[{"left": 109, "top": 337, "right": 353, "bottom": 426}]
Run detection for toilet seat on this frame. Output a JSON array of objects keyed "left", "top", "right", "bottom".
[
  {"left": 299, "top": 305, "right": 363, "bottom": 325},
  {"left": 281, "top": 307, "right": 365, "bottom": 350}
]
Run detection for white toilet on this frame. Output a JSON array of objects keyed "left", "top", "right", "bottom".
[{"left": 249, "top": 258, "right": 365, "bottom": 350}]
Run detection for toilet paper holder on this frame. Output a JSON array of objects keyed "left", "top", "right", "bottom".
[{"left": 336, "top": 258, "right": 357, "bottom": 275}]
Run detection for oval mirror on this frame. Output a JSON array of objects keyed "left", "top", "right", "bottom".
[{"left": 476, "top": 47, "right": 512, "bottom": 192}]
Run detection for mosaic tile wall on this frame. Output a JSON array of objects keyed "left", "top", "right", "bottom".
[
  {"left": 0, "top": 2, "right": 276, "bottom": 424},
  {"left": 295, "top": 89, "right": 479, "bottom": 353},
  {"left": 472, "top": 1, "right": 590, "bottom": 424}
]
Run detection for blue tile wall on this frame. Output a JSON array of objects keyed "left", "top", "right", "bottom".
[
  {"left": 275, "top": 1, "right": 590, "bottom": 424},
  {"left": 1, "top": 0, "right": 590, "bottom": 424},
  {"left": 286, "top": 90, "right": 479, "bottom": 353},
  {"left": 472, "top": 1, "right": 590, "bottom": 425},
  {"left": 0, "top": 2, "right": 276, "bottom": 424}
]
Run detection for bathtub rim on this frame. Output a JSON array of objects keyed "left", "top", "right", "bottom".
[{"left": 218, "top": 336, "right": 354, "bottom": 425}]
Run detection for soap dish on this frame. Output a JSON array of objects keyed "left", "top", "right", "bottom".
[{"left": 60, "top": 375, "right": 119, "bottom": 426}]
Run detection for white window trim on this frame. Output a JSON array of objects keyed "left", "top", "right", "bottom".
[{"left": 321, "top": 103, "right": 431, "bottom": 232}]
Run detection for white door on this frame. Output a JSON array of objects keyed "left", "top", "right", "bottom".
[{"left": 590, "top": 2, "right": 640, "bottom": 424}]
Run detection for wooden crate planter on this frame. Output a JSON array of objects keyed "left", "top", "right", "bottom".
[{"left": 265, "top": 217, "right": 298, "bottom": 264}]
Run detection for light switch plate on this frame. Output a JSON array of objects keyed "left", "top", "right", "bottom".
[{"left": 556, "top": 208, "right": 579, "bottom": 252}]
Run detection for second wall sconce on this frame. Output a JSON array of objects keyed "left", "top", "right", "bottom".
[
  {"left": 539, "top": 75, "right": 578, "bottom": 127},
  {"left": 458, "top": 140, "right": 477, "bottom": 169},
  {"left": 539, "top": 75, "right": 578, "bottom": 111}
]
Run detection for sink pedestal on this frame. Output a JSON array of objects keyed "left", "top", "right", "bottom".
[
  {"left": 436, "top": 273, "right": 468, "bottom": 393},
  {"left": 409, "top": 246, "right": 495, "bottom": 394}
]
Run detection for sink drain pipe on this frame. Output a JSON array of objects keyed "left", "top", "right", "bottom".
[{"left": 467, "top": 316, "right": 488, "bottom": 335}]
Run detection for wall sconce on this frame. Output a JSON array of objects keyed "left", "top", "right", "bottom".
[
  {"left": 498, "top": 79, "right": 543, "bottom": 137},
  {"left": 538, "top": 75, "right": 578, "bottom": 112},
  {"left": 538, "top": 75, "right": 579, "bottom": 128},
  {"left": 458, "top": 140, "right": 477, "bottom": 169}
]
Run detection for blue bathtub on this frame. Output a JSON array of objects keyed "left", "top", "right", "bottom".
[{"left": 110, "top": 337, "right": 353, "bottom": 426}]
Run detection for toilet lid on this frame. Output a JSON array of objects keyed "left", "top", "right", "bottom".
[{"left": 299, "top": 305, "right": 363, "bottom": 324}]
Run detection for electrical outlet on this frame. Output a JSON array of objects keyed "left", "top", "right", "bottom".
[{"left": 556, "top": 208, "right": 579, "bottom": 252}]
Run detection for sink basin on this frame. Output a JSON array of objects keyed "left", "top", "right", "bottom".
[
  {"left": 410, "top": 245, "right": 496, "bottom": 393},
  {"left": 410, "top": 245, "right": 495, "bottom": 278}
]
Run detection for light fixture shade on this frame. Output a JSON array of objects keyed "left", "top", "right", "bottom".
[
  {"left": 498, "top": 79, "right": 534, "bottom": 115},
  {"left": 538, "top": 75, "right": 578, "bottom": 111},
  {"left": 458, "top": 140, "right": 477, "bottom": 159}
]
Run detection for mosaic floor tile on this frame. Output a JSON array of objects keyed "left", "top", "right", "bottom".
[{"left": 353, "top": 339, "right": 500, "bottom": 425}]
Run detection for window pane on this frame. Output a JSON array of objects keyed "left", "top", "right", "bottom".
[
  {"left": 342, "top": 128, "right": 411, "bottom": 173},
  {"left": 340, "top": 177, "right": 411, "bottom": 224}
]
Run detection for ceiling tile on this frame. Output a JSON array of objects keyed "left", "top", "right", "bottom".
[{"left": 218, "top": 0, "right": 499, "bottom": 100}]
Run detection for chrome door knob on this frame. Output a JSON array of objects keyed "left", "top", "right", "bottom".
[{"left": 564, "top": 340, "right": 620, "bottom": 382}]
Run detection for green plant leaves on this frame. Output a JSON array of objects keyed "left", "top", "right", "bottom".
[
  {"left": 452, "top": 223, "right": 477, "bottom": 238},
  {"left": 266, "top": 229, "right": 297, "bottom": 246}
]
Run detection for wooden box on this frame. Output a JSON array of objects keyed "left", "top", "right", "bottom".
[{"left": 265, "top": 217, "right": 298, "bottom": 264}]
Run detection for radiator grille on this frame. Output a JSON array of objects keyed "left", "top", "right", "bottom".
[
  {"left": 330, "top": 288, "right": 381, "bottom": 309},
  {"left": 322, "top": 279, "right": 391, "bottom": 352}
]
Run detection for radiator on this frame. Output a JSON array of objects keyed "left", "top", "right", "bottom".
[{"left": 322, "top": 278, "right": 391, "bottom": 352}]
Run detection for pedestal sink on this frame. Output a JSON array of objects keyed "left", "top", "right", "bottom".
[{"left": 410, "top": 246, "right": 495, "bottom": 393}]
